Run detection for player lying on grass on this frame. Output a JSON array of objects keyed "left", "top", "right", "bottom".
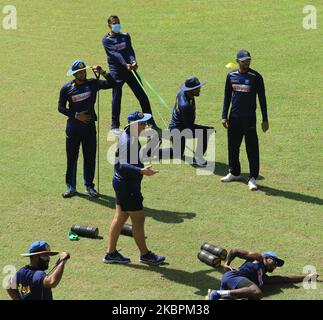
[{"left": 206, "top": 248, "right": 319, "bottom": 300}]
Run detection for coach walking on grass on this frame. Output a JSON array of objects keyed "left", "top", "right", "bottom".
[
  {"left": 58, "top": 60, "right": 116, "bottom": 198},
  {"left": 103, "top": 111, "right": 165, "bottom": 266},
  {"left": 221, "top": 50, "right": 269, "bottom": 191}
]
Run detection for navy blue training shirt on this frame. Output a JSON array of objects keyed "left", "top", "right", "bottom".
[
  {"left": 58, "top": 78, "right": 115, "bottom": 126},
  {"left": 169, "top": 91, "right": 196, "bottom": 130},
  {"left": 102, "top": 32, "right": 136, "bottom": 75},
  {"left": 222, "top": 68, "right": 268, "bottom": 121},
  {"left": 224, "top": 261, "right": 269, "bottom": 287},
  {"left": 13, "top": 266, "right": 52, "bottom": 300},
  {"left": 114, "top": 129, "right": 144, "bottom": 184}
]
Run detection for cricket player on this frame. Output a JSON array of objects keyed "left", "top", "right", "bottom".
[
  {"left": 6, "top": 241, "right": 70, "bottom": 300},
  {"left": 206, "top": 248, "right": 319, "bottom": 300}
]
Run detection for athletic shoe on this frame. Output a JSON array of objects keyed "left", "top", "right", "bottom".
[
  {"left": 140, "top": 251, "right": 165, "bottom": 266},
  {"left": 205, "top": 289, "right": 221, "bottom": 301},
  {"left": 62, "top": 185, "right": 76, "bottom": 198},
  {"left": 221, "top": 173, "right": 242, "bottom": 182},
  {"left": 112, "top": 128, "right": 121, "bottom": 135},
  {"left": 103, "top": 250, "right": 131, "bottom": 264},
  {"left": 192, "top": 156, "right": 208, "bottom": 167},
  {"left": 248, "top": 177, "right": 258, "bottom": 191},
  {"left": 86, "top": 187, "right": 99, "bottom": 198}
]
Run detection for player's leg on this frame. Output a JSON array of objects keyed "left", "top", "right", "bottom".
[
  {"left": 126, "top": 72, "right": 157, "bottom": 127},
  {"left": 82, "top": 124, "right": 97, "bottom": 194},
  {"left": 64, "top": 125, "right": 81, "bottom": 197},
  {"left": 111, "top": 84, "right": 123, "bottom": 130},
  {"left": 107, "top": 204, "right": 129, "bottom": 253}
]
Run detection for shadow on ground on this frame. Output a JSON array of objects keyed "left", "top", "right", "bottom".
[
  {"left": 122, "top": 263, "right": 225, "bottom": 297},
  {"left": 75, "top": 193, "right": 196, "bottom": 224},
  {"left": 259, "top": 185, "right": 323, "bottom": 206},
  {"left": 262, "top": 283, "right": 300, "bottom": 298}
]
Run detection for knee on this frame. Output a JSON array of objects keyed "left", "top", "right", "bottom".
[
  {"left": 131, "top": 213, "right": 145, "bottom": 226},
  {"left": 251, "top": 287, "right": 263, "bottom": 300}
]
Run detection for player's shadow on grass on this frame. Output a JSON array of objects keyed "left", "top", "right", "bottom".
[
  {"left": 259, "top": 185, "right": 323, "bottom": 206},
  {"left": 123, "top": 263, "right": 224, "bottom": 297},
  {"left": 76, "top": 193, "right": 196, "bottom": 224},
  {"left": 262, "top": 283, "right": 300, "bottom": 298}
]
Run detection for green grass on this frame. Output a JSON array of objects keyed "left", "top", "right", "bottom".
[{"left": 0, "top": 0, "right": 322, "bottom": 300}]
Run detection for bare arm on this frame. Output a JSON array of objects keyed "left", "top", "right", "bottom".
[
  {"left": 43, "top": 252, "right": 69, "bottom": 289},
  {"left": 224, "top": 249, "right": 263, "bottom": 270},
  {"left": 6, "top": 289, "right": 21, "bottom": 300},
  {"left": 265, "top": 273, "right": 319, "bottom": 285}
]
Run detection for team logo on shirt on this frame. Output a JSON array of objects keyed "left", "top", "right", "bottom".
[
  {"left": 232, "top": 84, "right": 251, "bottom": 92},
  {"left": 71, "top": 91, "right": 91, "bottom": 102}
]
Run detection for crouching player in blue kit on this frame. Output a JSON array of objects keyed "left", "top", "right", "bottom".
[
  {"left": 206, "top": 248, "right": 319, "bottom": 300},
  {"left": 58, "top": 60, "right": 117, "bottom": 198},
  {"left": 103, "top": 111, "right": 165, "bottom": 265}
]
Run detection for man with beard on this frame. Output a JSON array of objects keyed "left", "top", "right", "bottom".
[
  {"left": 6, "top": 241, "right": 70, "bottom": 300},
  {"left": 206, "top": 248, "right": 319, "bottom": 300}
]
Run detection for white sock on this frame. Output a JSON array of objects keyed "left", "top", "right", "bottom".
[{"left": 218, "top": 290, "right": 231, "bottom": 298}]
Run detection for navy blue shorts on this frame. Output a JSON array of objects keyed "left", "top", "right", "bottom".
[
  {"left": 220, "top": 271, "right": 255, "bottom": 290},
  {"left": 113, "top": 179, "right": 143, "bottom": 212}
]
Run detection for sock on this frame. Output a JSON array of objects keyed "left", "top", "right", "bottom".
[{"left": 218, "top": 290, "right": 231, "bottom": 298}]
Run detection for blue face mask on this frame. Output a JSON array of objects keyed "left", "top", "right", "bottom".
[{"left": 111, "top": 24, "right": 121, "bottom": 33}]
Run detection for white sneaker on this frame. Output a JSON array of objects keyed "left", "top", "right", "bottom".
[
  {"left": 112, "top": 128, "right": 121, "bottom": 135},
  {"left": 221, "top": 173, "right": 242, "bottom": 182},
  {"left": 248, "top": 177, "right": 258, "bottom": 191}
]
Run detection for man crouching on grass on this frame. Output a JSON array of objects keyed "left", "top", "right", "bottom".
[{"left": 206, "top": 248, "right": 319, "bottom": 300}]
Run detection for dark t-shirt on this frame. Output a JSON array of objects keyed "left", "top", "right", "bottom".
[{"left": 14, "top": 266, "right": 52, "bottom": 300}]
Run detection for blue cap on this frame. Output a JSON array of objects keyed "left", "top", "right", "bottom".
[
  {"left": 180, "top": 76, "right": 206, "bottom": 92},
  {"left": 263, "top": 251, "right": 284, "bottom": 267},
  {"left": 67, "top": 60, "right": 89, "bottom": 76},
  {"left": 21, "top": 241, "right": 59, "bottom": 257},
  {"left": 127, "top": 111, "right": 152, "bottom": 125},
  {"left": 236, "top": 50, "right": 251, "bottom": 61}
]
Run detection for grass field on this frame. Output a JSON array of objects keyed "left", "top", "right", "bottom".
[{"left": 0, "top": 0, "right": 322, "bottom": 300}]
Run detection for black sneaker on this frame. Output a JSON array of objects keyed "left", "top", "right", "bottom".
[
  {"left": 103, "top": 250, "right": 131, "bottom": 264},
  {"left": 86, "top": 187, "right": 99, "bottom": 198},
  {"left": 140, "top": 251, "right": 166, "bottom": 266},
  {"left": 62, "top": 185, "right": 76, "bottom": 198}
]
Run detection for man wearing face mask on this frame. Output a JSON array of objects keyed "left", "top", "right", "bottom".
[
  {"left": 206, "top": 248, "right": 319, "bottom": 300},
  {"left": 102, "top": 15, "right": 158, "bottom": 135},
  {"left": 6, "top": 241, "right": 70, "bottom": 300}
]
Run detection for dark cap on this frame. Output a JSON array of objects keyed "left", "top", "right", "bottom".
[
  {"left": 236, "top": 50, "right": 251, "bottom": 61},
  {"left": 180, "top": 76, "right": 206, "bottom": 92},
  {"left": 263, "top": 251, "right": 284, "bottom": 267},
  {"left": 67, "top": 59, "right": 89, "bottom": 76},
  {"left": 127, "top": 111, "right": 152, "bottom": 125},
  {"left": 21, "top": 241, "right": 59, "bottom": 257}
]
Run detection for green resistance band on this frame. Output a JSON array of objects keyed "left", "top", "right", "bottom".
[{"left": 137, "top": 71, "right": 171, "bottom": 111}]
